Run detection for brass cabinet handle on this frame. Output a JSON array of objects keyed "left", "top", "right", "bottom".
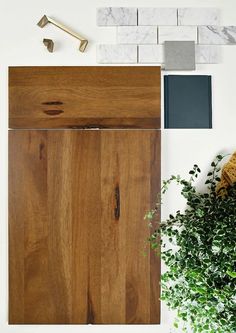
[
  {"left": 114, "top": 185, "right": 120, "bottom": 221},
  {"left": 43, "top": 38, "right": 54, "bottom": 53},
  {"left": 37, "top": 15, "right": 88, "bottom": 52}
]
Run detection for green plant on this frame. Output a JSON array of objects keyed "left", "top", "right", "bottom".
[{"left": 145, "top": 155, "right": 236, "bottom": 333}]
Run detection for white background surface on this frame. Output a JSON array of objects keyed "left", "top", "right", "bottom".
[{"left": 0, "top": 0, "right": 236, "bottom": 332}]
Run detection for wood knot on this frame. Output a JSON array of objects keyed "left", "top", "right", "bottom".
[
  {"left": 43, "top": 110, "right": 64, "bottom": 116},
  {"left": 39, "top": 142, "right": 45, "bottom": 160},
  {"left": 114, "top": 184, "right": 120, "bottom": 221},
  {"left": 42, "top": 101, "right": 63, "bottom": 105}
]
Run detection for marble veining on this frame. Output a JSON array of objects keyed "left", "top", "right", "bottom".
[
  {"left": 159, "top": 26, "right": 197, "bottom": 44},
  {"left": 97, "top": 45, "right": 137, "bottom": 63},
  {"left": 178, "top": 8, "right": 220, "bottom": 26},
  {"left": 97, "top": 7, "right": 137, "bottom": 26},
  {"left": 199, "top": 26, "right": 236, "bottom": 44},
  {"left": 139, "top": 45, "right": 164, "bottom": 63},
  {"left": 138, "top": 8, "right": 177, "bottom": 26},
  {"left": 117, "top": 26, "right": 157, "bottom": 44}
]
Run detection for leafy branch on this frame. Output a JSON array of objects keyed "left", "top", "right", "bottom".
[{"left": 145, "top": 154, "right": 236, "bottom": 333}]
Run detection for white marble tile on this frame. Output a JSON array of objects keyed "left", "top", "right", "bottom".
[
  {"left": 138, "top": 8, "right": 177, "bottom": 26},
  {"left": 159, "top": 26, "right": 197, "bottom": 44},
  {"left": 178, "top": 8, "right": 220, "bottom": 26},
  {"left": 195, "top": 45, "right": 220, "bottom": 63},
  {"left": 97, "top": 7, "right": 137, "bottom": 26},
  {"left": 139, "top": 45, "right": 164, "bottom": 63},
  {"left": 97, "top": 45, "right": 137, "bottom": 63},
  {"left": 117, "top": 26, "right": 157, "bottom": 44},
  {"left": 199, "top": 26, "right": 236, "bottom": 45}
]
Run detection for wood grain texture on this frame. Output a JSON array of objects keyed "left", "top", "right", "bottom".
[
  {"left": 9, "top": 66, "right": 161, "bottom": 129},
  {"left": 9, "top": 130, "right": 160, "bottom": 324},
  {"left": 150, "top": 131, "right": 161, "bottom": 324}
]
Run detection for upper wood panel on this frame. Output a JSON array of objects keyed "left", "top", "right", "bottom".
[{"left": 9, "top": 66, "right": 161, "bottom": 129}]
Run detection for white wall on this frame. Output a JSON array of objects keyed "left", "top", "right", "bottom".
[{"left": 0, "top": 0, "right": 236, "bottom": 332}]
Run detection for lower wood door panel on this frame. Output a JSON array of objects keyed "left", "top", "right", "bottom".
[{"left": 9, "top": 130, "right": 160, "bottom": 324}]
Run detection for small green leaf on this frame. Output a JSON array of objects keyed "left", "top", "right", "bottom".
[
  {"left": 174, "top": 322, "right": 178, "bottom": 328},
  {"left": 144, "top": 211, "right": 154, "bottom": 220},
  {"left": 226, "top": 270, "right": 236, "bottom": 278}
]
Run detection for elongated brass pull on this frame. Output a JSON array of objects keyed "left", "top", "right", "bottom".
[
  {"left": 114, "top": 185, "right": 120, "bottom": 221},
  {"left": 37, "top": 15, "right": 88, "bottom": 52}
]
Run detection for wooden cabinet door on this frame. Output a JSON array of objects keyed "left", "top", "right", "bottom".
[{"left": 9, "top": 130, "right": 160, "bottom": 324}]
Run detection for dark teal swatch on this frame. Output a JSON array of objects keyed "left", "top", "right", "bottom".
[{"left": 164, "top": 75, "right": 212, "bottom": 129}]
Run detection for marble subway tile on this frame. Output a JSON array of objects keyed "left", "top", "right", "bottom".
[
  {"left": 97, "top": 7, "right": 137, "bottom": 26},
  {"left": 195, "top": 45, "right": 220, "bottom": 63},
  {"left": 178, "top": 8, "right": 220, "bottom": 26},
  {"left": 97, "top": 45, "right": 137, "bottom": 63},
  {"left": 138, "top": 8, "right": 177, "bottom": 26},
  {"left": 159, "top": 26, "right": 197, "bottom": 44},
  {"left": 117, "top": 26, "right": 157, "bottom": 44},
  {"left": 198, "top": 26, "right": 236, "bottom": 45},
  {"left": 139, "top": 45, "right": 164, "bottom": 63}
]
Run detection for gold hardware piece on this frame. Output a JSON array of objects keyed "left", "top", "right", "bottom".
[
  {"left": 43, "top": 38, "right": 54, "bottom": 53},
  {"left": 37, "top": 15, "right": 88, "bottom": 52}
]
